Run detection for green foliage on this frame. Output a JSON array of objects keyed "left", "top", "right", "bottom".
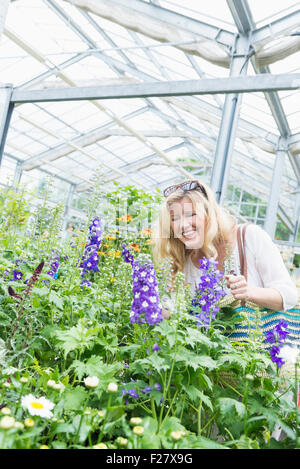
[{"left": 0, "top": 183, "right": 298, "bottom": 450}]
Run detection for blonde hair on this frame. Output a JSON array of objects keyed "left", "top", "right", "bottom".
[{"left": 152, "top": 180, "right": 236, "bottom": 275}]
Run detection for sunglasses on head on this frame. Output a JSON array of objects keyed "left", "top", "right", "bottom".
[{"left": 163, "top": 180, "right": 208, "bottom": 199}]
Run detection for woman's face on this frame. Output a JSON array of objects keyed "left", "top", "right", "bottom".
[{"left": 169, "top": 196, "right": 206, "bottom": 250}]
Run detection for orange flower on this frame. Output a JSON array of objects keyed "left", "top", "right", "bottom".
[
  {"left": 117, "top": 215, "right": 133, "bottom": 223},
  {"left": 129, "top": 243, "right": 140, "bottom": 252},
  {"left": 141, "top": 228, "right": 152, "bottom": 236}
]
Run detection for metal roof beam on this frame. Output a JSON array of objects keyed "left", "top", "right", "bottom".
[{"left": 11, "top": 73, "right": 300, "bottom": 103}]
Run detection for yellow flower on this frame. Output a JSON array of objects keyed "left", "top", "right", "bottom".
[
  {"left": 40, "top": 445, "right": 49, "bottom": 449},
  {"left": 24, "top": 418, "right": 35, "bottom": 428},
  {"left": 117, "top": 215, "right": 133, "bottom": 223},
  {"left": 114, "top": 251, "right": 121, "bottom": 257},
  {"left": 133, "top": 425, "right": 144, "bottom": 436},
  {"left": 110, "top": 277, "right": 116, "bottom": 283},
  {"left": 93, "top": 443, "right": 108, "bottom": 449}
]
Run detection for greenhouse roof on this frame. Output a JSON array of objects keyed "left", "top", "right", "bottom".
[{"left": 0, "top": 0, "right": 300, "bottom": 232}]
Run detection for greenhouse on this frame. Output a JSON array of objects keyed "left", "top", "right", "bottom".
[{"left": 0, "top": 0, "right": 300, "bottom": 451}]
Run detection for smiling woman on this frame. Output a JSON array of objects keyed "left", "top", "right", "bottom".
[{"left": 153, "top": 179, "right": 298, "bottom": 317}]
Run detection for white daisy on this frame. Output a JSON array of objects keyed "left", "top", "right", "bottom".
[{"left": 21, "top": 394, "right": 55, "bottom": 419}]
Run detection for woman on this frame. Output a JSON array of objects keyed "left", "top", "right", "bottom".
[{"left": 153, "top": 180, "right": 298, "bottom": 318}]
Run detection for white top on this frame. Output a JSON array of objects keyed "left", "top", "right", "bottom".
[{"left": 181, "top": 224, "right": 298, "bottom": 312}]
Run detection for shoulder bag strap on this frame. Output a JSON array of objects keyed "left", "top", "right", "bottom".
[{"left": 236, "top": 223, "right": 250, "bottom": 306}]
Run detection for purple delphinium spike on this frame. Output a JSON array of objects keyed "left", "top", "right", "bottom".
[
  {"left": 79, "top": 218, "right": 103, "bottom": 287},
  {"left": 121, "top": 245, "right": 163, "bottom": 326},
  {"left": 265, "top": 320, "right": 289, "bottom": 368},
  {"left": 190, "top": 257, "right": 226, "bottom": 329}
]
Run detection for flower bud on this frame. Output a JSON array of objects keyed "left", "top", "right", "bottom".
[
  {"left": 93, "top": 443, "right": 108, "bottom": 449},
  {"left": 14, "top": 422, "right": 24, "bottom": 430},
  {"left": 24, "top": 418, "right": 35, "bottom": 428},
  {"left": 0, "top": 416, "right": 15, "bottom": 429},
  {"left": 84, "top": 376, "right": 99, "bottom": 389},
  {"left": 133, "top": 425, "right": 144, "bottom": 436},
  {"left": 0, "top": 407, "right": 11, "bottom": 415},
  {"left": 170, "top": 430, "right": 186, "bottom": 441},
  {"left": 130, "top": 417, "right": 142, "bottom": 426},
  {"left": 107, "top": 382, "right": 118, "bottom": 393},
  {"left": 116, "top": 437, "right": 128, "bottom": 447}
]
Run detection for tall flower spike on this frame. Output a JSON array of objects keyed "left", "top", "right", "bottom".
[
  {"left": 190, "top": 257, "right": 226, "bottom": 329},
  {"left": 122, "top": 246, "right": 163, "bottom": 325},
  {"left": 23, "top": 261, "right": 44, "bottom": 300}
]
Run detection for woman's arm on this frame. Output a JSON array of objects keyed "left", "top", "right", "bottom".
[
  {"left": 225, "top": 274, "right": 284, "bottom": 310},
  {"left": 226, "top": 224, "right": 298, "bottom": 311}
]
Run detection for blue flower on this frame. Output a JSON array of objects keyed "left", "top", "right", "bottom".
[
  {"left": 265, "top": 320, "right": 289, "bottom": 367},
  {"left": 128, "top": 389, "right": 139, "bottom": 400},
  {"left": 79, "top": 218, "right": 103, "bottom": 286},
  {"left": 190, "top": 257, "right": 226, "bottom": 329},
  {"left": 152, "top": 344, "right": 160, "bottom": 352},
  {"left": 122, "top": 246, "right": 163, "bottom": 326}
]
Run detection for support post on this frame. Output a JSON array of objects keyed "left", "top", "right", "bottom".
[
  {"left": 62, "top": 184, "right": 75, "bottom": 232},
  {"left": 290, "top": 189, "right": 300, "bottom": 243},
  {"left": 264, "top": 139, "right": 287, "bottom": 238},
  {"left": 13, "top": 161, "right": 23, "bottom": 188},
  {"left": 0, "top": 85, "right": 14, "bottom": 168},
  {"left": 210, "top": 34, "right": 251, "bottom": 204}
]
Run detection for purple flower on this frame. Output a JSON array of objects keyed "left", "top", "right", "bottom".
[
  {"left": 190, "top": 257, "right": 226, "bottom": 329},
  {"left": 47, "top": 250, "right": 60, "bottom": 280},
  {"left": 128, "top": 389, "right": 139, "bottom": 400},
  {"left": 121, "top": 246, "right": 163, "bottom": 326},
  {"left": 154, "top": 383, "right": 161, "bottom": 392},
  {"left": 12, "top": 270, "right": 23, "bottom": 281},
  {"left": 265, "top": 320, "right": 289, "bottom": 368},
  {"left": 79, "top": 218, "right": 103, "bottom": 286},
  {"left": 152, "top": 344, "right": 160, "bottom": 352},
  {"left": 141, "top": 386, "right": 153, "bottom": 394}
]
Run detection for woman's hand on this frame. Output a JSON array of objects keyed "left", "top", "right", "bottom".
[
  {"left": 225, "top": 274, "right": 252, "bottom": 301},
  {"left": 225, "top": 274, "right": 284, "bottom": 311}
]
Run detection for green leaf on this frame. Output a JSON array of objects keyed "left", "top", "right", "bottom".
[
  {"left": 54, "top": 320, "right": 99, "bottom": 358},
  {"left": 147, "top": 354, "right": 170, "bottom": 372},
  {"left": 63, "top": 386, "right": 88, "bottom": 411},
  {"left": 183, "top": 385, "right": 213, "bottom": 411},
  {"left": 183, "top": 435, "right": 227, "bottom": 449},
  {"left": 175, "top": 349, "right": 217, "bottom": 371},
  {"left": 217, "top": 397, "right": 246, "bottom": 421},
  {"left": 185, "top": 327, "right": 214, "bottom": 348},
  {"left": 217, "top": 353, "right": 248, "bottom": 372},
  {"left": 49, "top": 290, "right": 63, "bottom": 310}
]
